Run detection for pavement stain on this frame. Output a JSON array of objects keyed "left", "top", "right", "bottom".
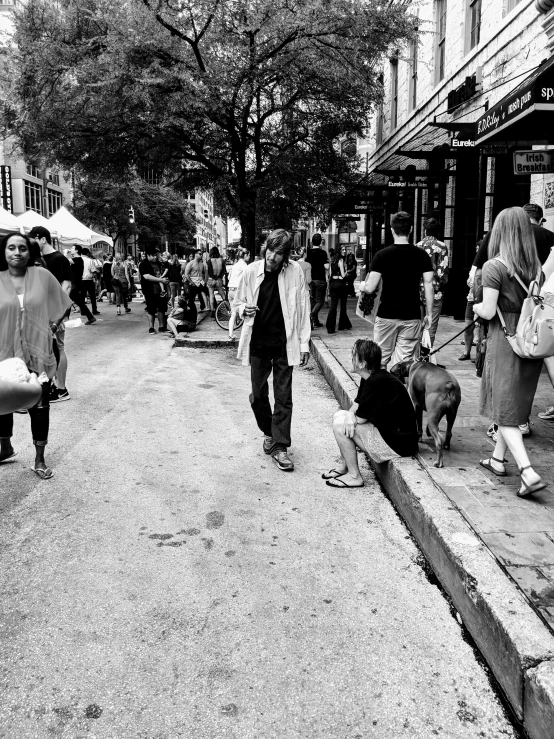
[
  {"left": 177, "top": 528, "right": 200, "bottom": 536},
  {"left": 202, "top": 537, "right": 214, "bottom": 550},
  {"left": 206, "top": 511, "right": 225, "bottom": 529},
  {"left": 148, "top": 534, "right": 173, "bottom": 540}
]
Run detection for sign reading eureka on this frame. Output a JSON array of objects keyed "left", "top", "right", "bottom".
[
  {"left": 513, "top": 149, "right": 554, "bottom": 175},
  {"left": 447, "top": 68, "right": 482, "bottom": 113},
  {"left": 476, "top": 56, "right": 554, "bottom": 143}
]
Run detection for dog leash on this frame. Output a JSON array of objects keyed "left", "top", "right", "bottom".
[{"left": 427, "top": 318, "right": 479, "bottom": 357}]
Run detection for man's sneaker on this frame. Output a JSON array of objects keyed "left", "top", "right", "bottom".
[
  {"left": 272, "top": 449, "right": 294, "bottom": 472},
  {"left": 148, "top": 328, "right": 156, "bottom": 334},
  {"left": 85, "top": 317, "right": 97, "bottom": 325},
  {"left": 538, "top": 405, "right": 554, "bottom": 420},
  {"left": 486, "top": 423, "right": 498, "bottom": 438},
  {"left": 50, "top": 387, "right": 70, "bottom": 403},
  {"left": 263, "top": 436, "right": 275, "bottom": 454},
  {"left": 519, "top": 422, "right": 531, "bottom": 436}
]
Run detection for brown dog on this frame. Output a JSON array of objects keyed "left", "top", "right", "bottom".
[{"left": 390, "top": 359, "right": 461, "bottom": 468}]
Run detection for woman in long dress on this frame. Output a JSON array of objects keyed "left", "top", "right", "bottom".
[{"left": 473, "top": 207, "right": 545, "bottom": 497}]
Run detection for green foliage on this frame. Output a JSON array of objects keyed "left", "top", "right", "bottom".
[{"left": 1, "top": 0, "right": 417, "bottom": 251}]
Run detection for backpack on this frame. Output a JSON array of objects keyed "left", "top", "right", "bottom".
[{"left": 494, "top": 257, "right": 554, "bottom": 359}]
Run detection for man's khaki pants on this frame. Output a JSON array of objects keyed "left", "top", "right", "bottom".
[{"left": 374, "top": 317, "right": 422, "bottom": 367}]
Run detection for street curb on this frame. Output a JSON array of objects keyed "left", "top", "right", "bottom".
[
  {"left": 172, "top": 311, "right": 232, "bottom": 348},
  {"left": 310, "top": 336, "right": 554, "bottom": 738}
]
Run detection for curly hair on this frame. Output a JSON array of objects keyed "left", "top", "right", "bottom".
[{"left": 0, "top": 232, "right": 34, "bottom": 271}]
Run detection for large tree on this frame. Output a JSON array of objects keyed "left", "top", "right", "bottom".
[{"left": 2, "top": 0, "right": 416, "bottom": 252}]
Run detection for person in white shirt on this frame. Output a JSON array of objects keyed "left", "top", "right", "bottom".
[
  {"left": 227, "top": 248, "right": 251, "bottom": 341},
  {"left": 80, "top": 248, "right": 100, "bottom": 315}
]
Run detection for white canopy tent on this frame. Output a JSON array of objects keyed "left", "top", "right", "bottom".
[
  {"left": 0, "top": 206, "right": 23, "bottom": 234},
  {"left": 48, "top": 206, "right": 113, "bottom": 249},
  {"left": 17, "top": 210, "right": 59, "bottom": 238}
]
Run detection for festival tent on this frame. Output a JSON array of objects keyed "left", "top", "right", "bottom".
[
  {"left": 47, "top": 206, "right": 113, "bottom": 249},
  {"left": 17, "top": 210, "right": 59, "bottom": 238},
  {"left": 0, "top": 205, "right": 23, "bottom": 234}
]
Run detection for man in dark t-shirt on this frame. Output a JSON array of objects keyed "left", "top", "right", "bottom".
[
  {"left": 305, "top": 233, "right": 328, "bottom": 326},
  {"left": 360, "top": 212, "right": 434, "bottom": 367},
  {"left": 324, "top": 339, "right": 418, "bottom": 488},
  {"left": 139, "top": 249, "right": 169, "bottom": 334},
  {"left": 28, "top": 226, "right": 73, "bottom": 403}
]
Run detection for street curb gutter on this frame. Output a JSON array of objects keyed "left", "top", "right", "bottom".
[{"left": 310, "top": 336, "right": 554, "bottom": 738}]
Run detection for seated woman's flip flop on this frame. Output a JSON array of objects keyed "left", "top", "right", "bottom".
[
  {"left": 325, "top": 474, "right": 364, "bottom": 488},
  {"left": 322, "top": 469, "right": 346, "bottom": 480},
  {"left": 31, "top": 467, "right": 54, "bottom": 480},
  {"left": 0, "top": 451, "right": 17, "bottom": 465}
]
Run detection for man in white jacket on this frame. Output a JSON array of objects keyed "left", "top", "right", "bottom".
[{"left": 233, "top": 230, "right": 311, "bottom": 472}]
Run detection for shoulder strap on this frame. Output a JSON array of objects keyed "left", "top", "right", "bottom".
[{"left": 493, "top": 256, "right": 538, "bottom": 293}]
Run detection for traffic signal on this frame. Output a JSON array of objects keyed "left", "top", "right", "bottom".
[
  {"left": 203, "top": 208, "right": 209, "bottom": 219},
  {"left": 128, "top": 206, "right": 135, "bottom": 224}
]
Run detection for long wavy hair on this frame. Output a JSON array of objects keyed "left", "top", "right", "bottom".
[
  {"left": 332, "top": 244, "right": 347, "bottom": 266},
  {"left": 0, "top": 232, "right": 34, "bottom": 271},
  {"left": 487, "top": 207, "right": 541, "bottom": 283}
]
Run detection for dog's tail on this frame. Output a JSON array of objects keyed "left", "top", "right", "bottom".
[{"left": 445, "top": 380, "right": 457, "bottom": 400}]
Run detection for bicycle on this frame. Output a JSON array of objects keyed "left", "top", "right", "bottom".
[{"left": 214, "top": 294, "right": 244, "bottom": 332}]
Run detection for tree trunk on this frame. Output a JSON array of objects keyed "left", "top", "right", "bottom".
[{"left": 237, "top": 191, "right": 257, "bottom": 260}]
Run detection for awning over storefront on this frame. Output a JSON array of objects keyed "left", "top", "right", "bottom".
[{"left": 476, "top": 56, "right": 554, "bottom": 143}]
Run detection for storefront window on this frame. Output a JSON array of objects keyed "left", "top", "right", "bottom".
[
  {"left": 25, "top": 181, "right": 42, "bottom": 213},
  {"left": 435, "top": 0, "right": 447, "bottom": 84}
]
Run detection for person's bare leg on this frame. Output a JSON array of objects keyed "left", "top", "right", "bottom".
[
  {"left": 167, "top": 318, "right": 179, "bottom": 338},
  {"left": 331, "top": 410, "right": 363, "bottom": 483},
  {"left": 496, "top": 425, "right": 541, "bottom": 489},
  {"left": 55, "top": 349, "right": 68, "bottom": 390},
  {"left": 486, "top": 427, "right": 507, "bottom": 474}
]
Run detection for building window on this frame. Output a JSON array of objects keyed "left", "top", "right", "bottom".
[
  {"left": 409, "top": 37, "right": 418, "bottom": 111},
  {"left": 47, "top": 189, "right": 62, "bottom": 217},
  {"left": 141, "top": 168, "right": 162, "bottom": 185},
  {"left": 435, "top": 0, "right": 447, "bottom": 84},
  {"left": 25, "top": 164, "right": 40, "bottom": 179},
  {"left": 506, "top": 0, "right": 521, "bottom": 11},
  {"left": 0, "top": 1, "right": 17, "bottom": 5},
  {"left": 48, "top": 172, "right": 60, "bottom": 186},
  {"left": 467, "top": 0, "right": 481, "bottom": 50},
  {"left": 390, "top": 56, "right": 399, "bottom": 130},
  {"left": 25, "top": 181, "right": 42, "bottom": 213}
]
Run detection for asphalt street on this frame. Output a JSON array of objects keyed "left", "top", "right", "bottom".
[{"left": 0, "top": 306, "right": 519, "bottom": 738}]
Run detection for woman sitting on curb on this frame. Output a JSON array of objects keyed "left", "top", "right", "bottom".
[{"left": 323, "top": 339, "right": 419, "bottom": 489}]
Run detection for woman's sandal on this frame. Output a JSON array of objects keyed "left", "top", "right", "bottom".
[
  {"left": 479, "top": 456, "right": 507, "bottom": 477},
  {"left": 322, "top": 468, "right": 346, "bottom": 480},
  {"left": 31, "top": 466, "right": 54, "bottom": 480},
  {"left": 517, "top": 466, "right": 547, "bottom": 498}
]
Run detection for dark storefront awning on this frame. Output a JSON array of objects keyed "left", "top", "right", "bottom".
[{"left": 476, "top": 56, "right": 554, "bottom": 143}]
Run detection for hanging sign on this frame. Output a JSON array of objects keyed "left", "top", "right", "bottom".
[
  {"left": 513, "top": 150, "right": 554, "bottom": 175},
  {"left": 0, "top": 166, "right": 13, "bottom": 213}
]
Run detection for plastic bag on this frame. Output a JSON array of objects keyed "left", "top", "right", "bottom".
[{"left": 421, "top": 328, "right": 437, "bottom": 365}]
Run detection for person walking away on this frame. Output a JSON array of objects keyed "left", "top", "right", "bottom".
[
  {"left": 207, "top": 247, "right": 227, "bottom": 318},
  {"left": 167, "top": 295, "right": 197, "bottom": 337},
  {"left": 111, "top": 253, "right": 132, "bottom": 315},
  {"left": 233, "top": 229, "right": 311, "bottom": 472},
  {"left": 0, "top": 232, "right": 72, "bottom": 479},
  {"left": 227, "top": 248, "right": 251, "bottom": 341},
  {"left": 360, "top": 211, "right": 434, "bottom": 367},
  {"left": 416, "top": 218, "right": 449, "bottom": 345},
  {"left": 473, "top": 207, "right": 546, "bottom": 497},
  {"left": 139, "top": 248, "right": 169, "bottom": 334},
  {"left": 102, "top": 254, "right": 115, "bottom": 305},
  {"left": 306, "top": 233, "right": 328, "bottom": 328},
  {"left": 324, "top": 339, "right": 418, "bottom": 488},
  {"left": 345, "top": 251, "right": 357, "bottom": 298},
  {"left": 184, "top": 250, "right": 208, "bottom": 311},
  {"left": 28, "top": 226, "right": 72, "bottom": 403},
  {"left": 297, "top": 247, "right": 312, "bottom": 291},
  {"left": 167, "top": 254, "right": 182, "bottom": 307},
  {"left": 125, "top": 255, "right": 137, "bottom": 301},
  {"left": 326, "top": 245, "right": 353, "bottom": 333},
  {"left": 80, "top": 248, "right": 100, "bottom": 315},
  {"left": 69, "top": 246, "right": 96, "bottom": 325}
]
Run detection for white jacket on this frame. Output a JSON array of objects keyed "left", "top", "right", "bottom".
[
  {"left": 228, "top": 258, "right": 248, "bottom": 289},
  {"left": 233, "top": 259, "right": 311, "bottom": 367}
]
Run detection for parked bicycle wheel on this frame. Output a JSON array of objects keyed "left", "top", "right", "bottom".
[{"left": 215, "top": 300, "right": 244, "bottom": 331}]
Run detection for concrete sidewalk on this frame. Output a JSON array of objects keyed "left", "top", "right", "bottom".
[{"left": 178, "top": 294, "right": 554, "bottom": 738}]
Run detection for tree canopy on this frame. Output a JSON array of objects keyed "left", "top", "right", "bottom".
[{"left": 2, "top": 0, "right": 417, "bottom": 251}]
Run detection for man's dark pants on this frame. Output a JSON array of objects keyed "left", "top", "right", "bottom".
[
  {"left": 70, "top": 283, "right": 94, "bottom": 321},
  {"left": 310, "top": 279, "right": 326, "bottom": 322},
  {"left": 188, "top": 283, "right": 207, "bottom": 310},
  {"left": 81, "top": 280, "right": 98, "bottom": 313},
  {"left": 250, "top": 352, "right": 293, "bottom": 449}
]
